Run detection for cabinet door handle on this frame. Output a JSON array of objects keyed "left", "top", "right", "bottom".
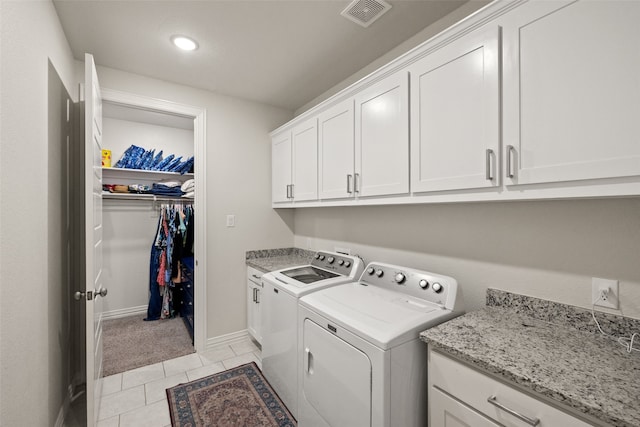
[
  {"left": 506, "top": 145, "right": 515, "bottom": 179},
  {"left": 347, "top": 174, "right": 353, "bottom": 194},
  {"left": 485, "top": 149, "right": 494, "bottom": 181},
  {"left": 289, "top": 184, "right": 294, "bottom": 199},
  {"left": 487, "top": 395, "right": 539, "bottom": 426},
  {"left": 252, "top": 288, "right": 256, "bottom": 303},
  {"left": 305, "top": 348, "right": 313, "bottom": 374},
  {"left": 354, "top": 173, "right": 360, "bottom": 193},
  {"left": 286, "top": 184, "right": 291, "bottom": 199},
  {"left": 255, "top": 289, "right": 260, "bottom": 304}
]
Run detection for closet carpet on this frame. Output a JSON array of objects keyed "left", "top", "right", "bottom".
[{"left": 102, "top": 315, "right": 195, "bottom": 377}]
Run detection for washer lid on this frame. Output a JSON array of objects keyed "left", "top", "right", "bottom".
[{"left": 300, "top": 282, "right": 457, "bottom": 350}]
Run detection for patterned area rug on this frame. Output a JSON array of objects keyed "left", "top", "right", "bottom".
[{"left": 166, "top": 362, "right": 296, "bottom": 427}]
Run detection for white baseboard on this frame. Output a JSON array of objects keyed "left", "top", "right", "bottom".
[
  {"left": 205, "top": 329, "right": 250, "bottom": 351},
  {"left": 101, "top": 305, "right": 147, "bottom": 320}
]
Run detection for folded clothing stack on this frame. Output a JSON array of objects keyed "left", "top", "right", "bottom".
[
  {"left": 113, "top": 145, "right": 194, "bottom": 174},
  {"left": 151, "top": 180, "right": 184, "bottom": 197},
  {"left": 103, "top": 184, "right": 151, "bottom": 194},
  {"left": 181, "top": 179, "right": 195, "bottom": 198}
]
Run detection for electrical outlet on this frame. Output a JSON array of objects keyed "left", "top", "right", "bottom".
[
  {"left": 226, "top": 215, "right": 235, "bottom": 227},
  {"left": 592, "top": 277, "right": 619, "bottom": 309}
]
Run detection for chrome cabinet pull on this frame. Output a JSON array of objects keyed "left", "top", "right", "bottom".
[
  {"left": 487, "top": 396, "right": 539, "bottom": 426},
  {"left": 506, "top": 145, "right": 515, "bottom": 179},
  {"left": 252, "top": 288, "right": 256, "bottom": 303},
  {"left": 289, "top": 184, "right": 294, "bottom": 199},
  {"left": 285, "top": 184, "right": 290, "bottom": 199},
  {"left": 251, "top": 274, "right": 261, "bottom": 279},
  {"left": 354, "top": 173, "right": 360, "bottom": 193},
  {"left": 485, "top": 149, "right": 494, "bottom": 181},
  {"left": 347, "top": 174, "right": 353, "bottom": 194},
  {"left": 255, "top": 289, "right": 260, "bottom": 304}
]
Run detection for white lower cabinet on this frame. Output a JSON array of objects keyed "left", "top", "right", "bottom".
[
  {"left": 246, "top": 267, "right": 263, "bottom": 344},
  {"left": 428, "top": 349, "right": 592, "bottom": 427},
  {"left": 430, "top": 387, "right": 501, "bottom": 427}
]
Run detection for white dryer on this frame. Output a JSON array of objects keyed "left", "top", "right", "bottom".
[
  {"left": 297, "top": 262, "right": 464, "bottom": 427},
  {"left": 261, "top": 251, "right": 364, "bottom": 419}
]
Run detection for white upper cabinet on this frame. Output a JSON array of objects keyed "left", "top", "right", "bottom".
[
  {"left": 409, "top": 26, "right": 500, "bottom": 193},
  {"left": 318, "top": 99, "right": 355, "bottom": 200},
  {"left": 503, "top": 0, "right": 640, "bottom": 186},
  {"left": 291, "top": 118, "right": 318, "bottom": 202},
  {"left": 271, "top": 131, "right": 292, "bottom": 203},
  {"left": 355, "top": 72, "right": 409, "bottom": 197}
]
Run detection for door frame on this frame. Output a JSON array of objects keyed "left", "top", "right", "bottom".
[{"left": 101, "top": 88, "right": 208, "bottom": 352}]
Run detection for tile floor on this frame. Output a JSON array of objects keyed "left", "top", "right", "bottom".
[{"left": 96, "top": 338, "right": 261, "bottom": 427}]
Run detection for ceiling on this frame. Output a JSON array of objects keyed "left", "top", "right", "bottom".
[{"left": 53, "top": 0, "right": 469, "bottom": 111}]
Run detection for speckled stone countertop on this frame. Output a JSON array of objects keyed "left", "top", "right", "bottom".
[
  {"left": 421, "top": 289, "right": 640, "bottom": 427},
  {"left": 245, "top": 247, "right": 315, "bottom": 273}
]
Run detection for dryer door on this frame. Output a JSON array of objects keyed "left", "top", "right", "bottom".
[{"left": 303, "top": 319, "right": 372, "bottom": 427}]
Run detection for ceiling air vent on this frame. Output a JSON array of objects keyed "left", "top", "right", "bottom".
[{"left": 341, "top": 0, "right": 392, "bottom": 28}]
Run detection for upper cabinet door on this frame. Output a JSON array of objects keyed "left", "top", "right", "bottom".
[
  {"left": 503, "top": 0, "right": 640, "bottom": 185},
  {"left": 355, "top": 72, "right": 409, "bottom": 198},
  {"left": 409, "top": 26, "right": 500, "bottom": 193},
  {"left": 272, "top": 131, "right": 292, "bottom": 203},
  {"left": 292, "top": 118, "right": 318, "bottom": 202},
  {"left": 318, "top": 99, "right": 355, "bottom": 200}
]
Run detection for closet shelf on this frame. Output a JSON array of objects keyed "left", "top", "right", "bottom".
[
  {"left": 102, "top": 167, "right": 194, "bottom": 180},
  {"left": 102, "top": 192, "right": 194, "bottom": 202}
]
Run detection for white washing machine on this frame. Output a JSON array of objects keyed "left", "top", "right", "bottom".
[
  {"left": 261, "top": 251, "right": 365, "bottom": 419},
  {"left": 297, "top": 262, "right": 464, "bottom": 427}
]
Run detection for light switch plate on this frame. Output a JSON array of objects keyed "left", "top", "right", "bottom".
[{"left": 226, "top": 215, "right": 235, "bottom": 227}]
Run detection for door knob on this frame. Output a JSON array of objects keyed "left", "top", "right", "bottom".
[
  {"left": 74, "top": 291, "right": 85, "bottom": 301},
  {"left": 95, "top": 288, "right": 108, "bottom": 298}
]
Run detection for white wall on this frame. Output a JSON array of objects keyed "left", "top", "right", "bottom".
[
  {"left": 293, "top": 198, "right": 640, "bottom": 319},
  {"left": 0, "top": 1, "right": 78, "bottom": 426},
  {"left": 295, "top": 0, "right": 490, "bottom": 115},
  {"left": 103, "top": 117, "right": 194, "bottom": 163},
  {"left": 89, "top": 64, "right": 296, "bottom": 339}
]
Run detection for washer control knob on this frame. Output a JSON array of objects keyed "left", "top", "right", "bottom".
[
  {"left": 344, "top": 261, "right": 351, "bottom": 268},
  {"left": 419, "top": 279, "right": 429, "bottom": 289},
  {"left": 315, "top": 254, "right": 320, "bottom": 259},
  {"left": 319, "top": 255, "right": 325, "bottom": 260},
  {"left": 367, "top": 267, "right": 375, "bottom": 275},
  {"left": 394, "top": 273, "right": 406, "bottom": 284},
  {"left": 432, "top": 282, "right": 443, "bottom": 293},
  {"left": 327, "top": 256, "right": 335, "bottom": 264},
  {"left": 375, "top": 269, "right": 384, "bottom": 278},
  {"left": 338, "top": 259, "right": 345, "bottom": 266}
]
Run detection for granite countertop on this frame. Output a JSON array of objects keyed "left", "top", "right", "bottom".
[
  {"left": 245, "top": 247, "right": 315, "bottom": 273},
  {"left": 421, "top": 292, "right": 640, "bottom": 427}
]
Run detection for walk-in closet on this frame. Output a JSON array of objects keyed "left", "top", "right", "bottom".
[{"left": 99, "top": 92, "right": 202, "bottom": 375}]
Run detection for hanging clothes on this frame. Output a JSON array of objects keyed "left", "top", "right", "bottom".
[{"left": 145, "top": 203, "right": 194, "bottom": 321}]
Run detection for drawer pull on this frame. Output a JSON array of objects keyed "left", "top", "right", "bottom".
[{"left": 487, "top": 395, "right": 539, "bottom": 426}]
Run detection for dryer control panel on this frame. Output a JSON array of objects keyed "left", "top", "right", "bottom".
[
  {"left": 311, "top": 251, "right": 363, "bottom": 277},
  {"left": 360, "top": 262, "right": 462, "bottom": 311}
]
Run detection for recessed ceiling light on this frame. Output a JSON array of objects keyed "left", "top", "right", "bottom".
[{"left": 171, "top": 35, "right": 198, "bottom": 51}]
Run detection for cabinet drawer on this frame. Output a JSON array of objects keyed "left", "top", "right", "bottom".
[
  {"left": 247, "top": 266, "right": 264, "bottom": 285},
  {"left": 431, "top": 386, "right": 501, "bottom": 427},
  {"left": 429, "top": 350, "right": 591, "bottom": 427}
]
